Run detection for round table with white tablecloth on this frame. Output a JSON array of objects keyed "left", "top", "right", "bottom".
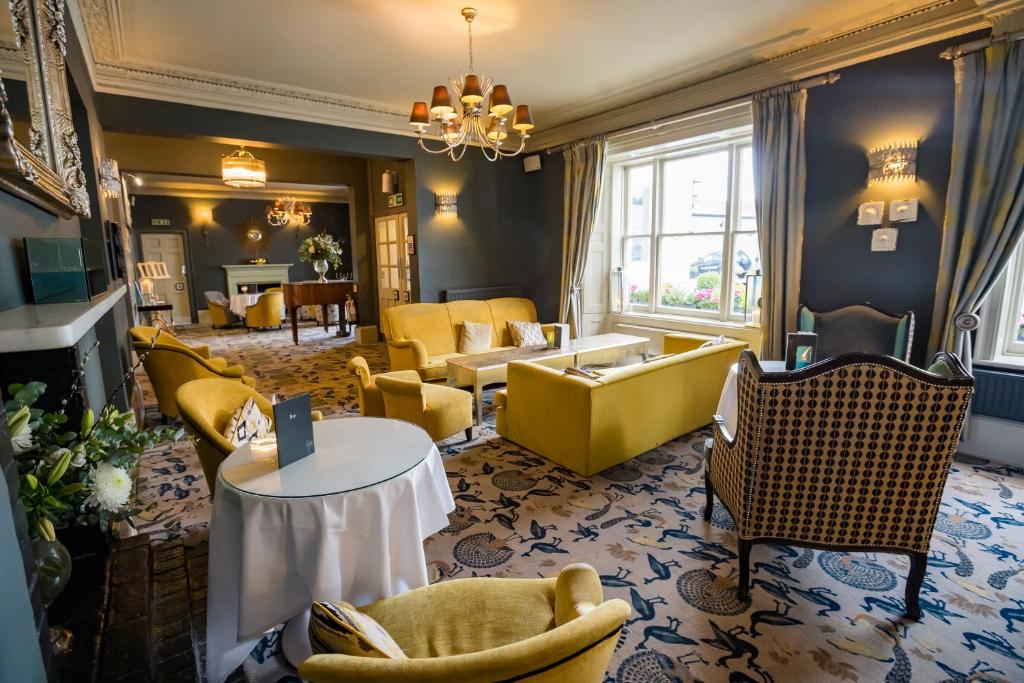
[
  {"left": 228, "top": 293, "right": 261, "bottom": 318},
  {"left": 715, "top": 360, "right": 787, "bottom": 435},
  {"left": 204, "top": 417, "right": 455, "bottom": 683}
]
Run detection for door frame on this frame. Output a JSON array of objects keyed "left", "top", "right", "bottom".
[{"left": 135, "top": 227, "right": 200, "bottom": 324}]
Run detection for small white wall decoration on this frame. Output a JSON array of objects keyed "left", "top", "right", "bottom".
[
  {"left": 857, "top": 201, "right": 885, "bottom": 225},
  {"left": 871, "top": 227, "right": 898, "bottom": 252},
  {"left": 889, "top": 199, "right": 919, "bottom": 222}
]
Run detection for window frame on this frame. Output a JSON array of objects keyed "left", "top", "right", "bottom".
[
  {"left": 976, "top": 237, "right": 1024, "bottom": 367},
  {"left": 614, "top": 131, "right": 756, "bottom": 323}
]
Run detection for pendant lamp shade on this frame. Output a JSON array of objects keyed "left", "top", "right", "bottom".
[
  {"left": 222, "top": 146, "right": 266, "bottom": 188},
  {"left": 409, "top": 101, "right": 430, "bottom": 126},
  {"left": 489, "top": 85, "right": 513, "bottom": 117},
  {"left": 460, "top": 74, "right": 484, "bottom": 104},
  {"left": 512, "top": 105, "right": 534, "bottom": 132},
  {"left": 430, "top": 86, "right": 455, "bottom": 117}
]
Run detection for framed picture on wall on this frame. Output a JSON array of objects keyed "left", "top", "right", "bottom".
[{"left": 106, "top": 221, "right": 127, "bottom": 281}]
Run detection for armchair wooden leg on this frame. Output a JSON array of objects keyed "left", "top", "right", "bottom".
[
  {"left": 464, "top": 427, "right": 473, "bottom": 441},
  {"left": 905, "top": 552, "right": 927, "bottom": 620},
  {"left": 737, "top": 540, "right": 752, "bottom": 602},
  {"left": 703, "top": 470, "right": 715, "bottom": 522}
]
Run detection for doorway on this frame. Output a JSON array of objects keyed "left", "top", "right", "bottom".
[
  {"left": 375, "top": 213, "right": 411, "bottom": 315},
  {"left": 138, "top": 231, "right": 193, "bottom": 325}
]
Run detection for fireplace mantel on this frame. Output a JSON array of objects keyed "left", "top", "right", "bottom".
[{"left": 223, "top": 263, "right": 293, "bottom": 294}]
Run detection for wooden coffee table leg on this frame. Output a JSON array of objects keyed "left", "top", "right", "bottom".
[{"left": 474, "top": 380, "right": 484, "bottom": 426}]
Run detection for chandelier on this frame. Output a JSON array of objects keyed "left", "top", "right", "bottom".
[
  {"left": 222, "top": 146, "right": 267, "bottom": 188},
  {"left": 266, "top": 197, "right": 313, "bottom": 227},
  {"left": 408, "top": 7, "right": 534, "bottom": 161}
]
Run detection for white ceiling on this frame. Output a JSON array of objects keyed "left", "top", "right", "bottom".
[{"left": 87, "top": 0, "right": 941, "bottom": 128}]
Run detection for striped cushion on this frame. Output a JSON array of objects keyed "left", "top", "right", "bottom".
[{"left": 309, "top": 601, "right": 406, "bottom": 659}]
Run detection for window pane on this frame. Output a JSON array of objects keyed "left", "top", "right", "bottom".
[
  {"left": 662, "top": 150, "right": 729, "bottom": 233},
  {"left": 739, "top": 146, "right": 757, "bottom": 232},
  {"left": 626, "top": 165, "right": 653, "bottom": 235},
  {"left": 731, "top": 232, "right": 760, "bottom": 315},
  {"left": 1017, "top": 290, "right": 1024, "bottom": 342},
  {"left": 623, "top": 237, "right": 651, "bottom": 306},
  {"left": 659, "top": 234, "right": 725, "bottom": 312}
]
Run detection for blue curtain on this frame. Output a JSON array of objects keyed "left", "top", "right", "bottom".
[{"left": 929, "top": 40, "right": 1024, "bottom": 370}]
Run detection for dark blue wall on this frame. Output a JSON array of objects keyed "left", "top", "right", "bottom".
[
  {"left": 801, "top": 36, "right": 988, "bottom": 365},
  {"left": 130, "top": 195, "right": 353, "bottom": 301}
]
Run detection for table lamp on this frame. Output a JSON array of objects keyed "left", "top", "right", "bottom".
[{"left": 137, "top": 261, "right": 171, "bottom": 304}]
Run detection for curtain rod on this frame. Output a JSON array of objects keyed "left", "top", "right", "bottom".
[
  {"left": 545, "top": 72, "right": 840, "bottom": 155},
  {"left": 940, "top": 29, "right": 1024, "bottom": 60}
]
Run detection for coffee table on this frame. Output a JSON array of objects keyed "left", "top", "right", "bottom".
[{"left": 447, "top": 332, "right": 649, "bottom": 424}]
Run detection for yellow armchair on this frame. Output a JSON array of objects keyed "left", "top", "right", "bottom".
[
  {"left": 204, "top": 291, "right": 235, "bottom": 328},
  {"left": 375, "top": 373, "right": 473, "bottom": 442},
  {"left": 245, "top": 291, "right": 285, "bottom": 330},
  {"left": 299, "top": 563, "right": 630, "bottom": 683},
  {"left": 346, "top": 356, "right": 421, "bottom": 417},
  {"left": 176, "top": 378, "right": 322, "bottom": 495},
  {"left": 131, "top": 327, "right": 255, "bottom": 419},
  {"left": 130, "top": 325, "right": 216, "bottom": 362}
]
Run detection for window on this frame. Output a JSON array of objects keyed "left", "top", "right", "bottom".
[
  {"left": 613, "top": 132, "right": 758, "bottom": 323},
  {"left": 978, "top": 237, "right": 1024, "bottom": 366}
]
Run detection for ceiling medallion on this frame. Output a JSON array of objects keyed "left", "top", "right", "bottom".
[
  {"left": 267, "top": 197, "right": 313, "bottom": 227},
  {"left": 222, "top": 146, "right": 267, "bottom": 188},
  {"left": 408, "top": 7, "right": 534, "bottom": 161}
]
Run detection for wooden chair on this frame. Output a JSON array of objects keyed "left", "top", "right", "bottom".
[{"left": 705, "top": 349, "right": 973, "bottom": 619}]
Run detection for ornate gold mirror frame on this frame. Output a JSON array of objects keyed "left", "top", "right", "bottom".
[{"left": 0, "top": 0, "right": 89, "bottom": 218}]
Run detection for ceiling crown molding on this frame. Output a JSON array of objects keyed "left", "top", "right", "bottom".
[
  {"left": 67, "top": 0, "right": 417, "bottom": 138},
  {"left": 527, "top": 0, "right": 990, "bottom": 151}
]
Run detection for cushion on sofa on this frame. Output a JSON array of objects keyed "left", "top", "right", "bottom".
[
  {"left": 461, "top": 321, "right": 492, "bottom": 353},
  {"left": 508, "top": 321, "right": 547, "bottom": 347},
  {"left": 446, "top": 299, "right": 501, "bottom": 348},
  {"left": 488, "top": 298, "right": 538, "bottom": 346}
]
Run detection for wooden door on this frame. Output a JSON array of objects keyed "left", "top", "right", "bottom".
[
  {"left": 375, "top": 213, "right": 411, "bottom": 314},
  {"left": 140, "top": 232, "right": 191, "bottom": 324}
]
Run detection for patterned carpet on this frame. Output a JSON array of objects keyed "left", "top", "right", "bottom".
[{"left": 133, "top": 324, "right": 1024, "bottom": 683}]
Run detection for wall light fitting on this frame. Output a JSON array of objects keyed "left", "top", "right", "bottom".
[
  {"left": 98, "top": 158, "right": 122, "bottom": 199},
  {"left": 435, "top": 192, "right": 458, "bottom": 215},
  {"left": 868, "top": 141, "right": 917, "bottom": 185}
]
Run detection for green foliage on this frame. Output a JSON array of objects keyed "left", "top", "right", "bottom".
[
  {"left": 298, "top": 231, "right": 344, "bottom": 269},
  {"left": 5, "top": 383, "right": 182, "bottom": 538},
  {"left": 696, "top": 272, "right": 721, "bottom": 291}
]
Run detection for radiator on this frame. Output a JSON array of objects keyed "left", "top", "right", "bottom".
[
  {"left": 441, "top": 285, "right": 524, "bottom": 302},
  {"left": 973, "top": 367, "right": 1024, "bottom": 423}
]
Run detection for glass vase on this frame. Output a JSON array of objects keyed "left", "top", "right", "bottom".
[
  {"left": 33, "top": 537, "right": 74, "bottom": 655},
  {"left": 313, "top": 259, "right": 329, "bottom": 283}
]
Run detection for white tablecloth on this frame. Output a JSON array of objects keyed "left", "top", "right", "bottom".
[
  {"left": 716, "top": 360, "right": 787, "bottom": 435},
  {"left": 228, "top": 293, "right": 261, "bottom": 318},
  {"left": 205, "top": 423, "right": 455, "bottom": 683}
]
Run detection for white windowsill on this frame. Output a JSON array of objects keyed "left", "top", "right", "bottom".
[
  {"left": 974, "top": 357, "right": 1024, "bottom": 372},
  {"left": 612, "top": 310, "right": 759, "bottom": 331}
]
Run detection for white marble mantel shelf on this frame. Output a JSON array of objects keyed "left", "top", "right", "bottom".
[
  {"left": 222, "top": 263, "right": 293, "bottom": 295},
  {"left": 0, "top": 284, "right": 127, "bottom": 353}
]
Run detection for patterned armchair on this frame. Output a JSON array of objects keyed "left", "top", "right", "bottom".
[{"left": 705, "top": 350, "right": 973, "bottom": 619}]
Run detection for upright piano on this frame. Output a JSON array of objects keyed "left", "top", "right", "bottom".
[{"left": 282, "top": 280, "right": 358, "bottom": 345}]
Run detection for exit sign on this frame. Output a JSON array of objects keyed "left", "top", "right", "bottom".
[{"left": 150, "top": 218, "right": 171, "bottom": 226}]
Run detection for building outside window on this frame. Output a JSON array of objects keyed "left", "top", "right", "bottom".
[{"left": 611, "top": 129, "right": 758, "bottom": 325}]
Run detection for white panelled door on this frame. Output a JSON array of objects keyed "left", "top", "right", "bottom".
[
  {"left": 140, "top": 232, "right": 191, "bottom": 324},
  {"left": 375, "top": 213, "right": 411, "bottom": 315}
]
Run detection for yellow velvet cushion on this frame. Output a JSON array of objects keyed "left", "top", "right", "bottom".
[
  {"left": 310, "top": 601, "right": 407, "bottom": 659},
  {"left": 460, "top": 320, "right": 492, "bottom": 354},
  {"left": 508, "top": 320, "right": 546, "bottom": 347}
]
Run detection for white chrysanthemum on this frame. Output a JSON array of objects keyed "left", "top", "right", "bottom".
[{"left": 86, "top": 463, "right": 132, "bottom": 512}]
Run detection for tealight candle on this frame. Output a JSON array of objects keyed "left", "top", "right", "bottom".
[
  {"left": 250, "top": 435, "right": 278, "bottom": 463},
  {"left": 545, "top": 330, "right": 556, "bottom": 349}
]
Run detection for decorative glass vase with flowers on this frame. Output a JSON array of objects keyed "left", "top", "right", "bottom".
[{"left": 298, "top": 231, "right": 343, "bottom": 283}]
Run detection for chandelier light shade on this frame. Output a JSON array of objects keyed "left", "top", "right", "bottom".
[
  {"left": 867, "top": 142, "right": 917, "bottom": 185},
  {"left": 222, "top": 146, "right": 267, "bottom": 188},
  {"left": 266, "top": 197, "right": 313, "bottom": 227},
  {"left": 408, "top": 7, "right": 536, "bottom": 161}
]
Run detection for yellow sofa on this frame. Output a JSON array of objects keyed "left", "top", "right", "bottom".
[
  {"left": 495, "top": 340, "right": 747, "bottom": 475},
  {"left": 130, "top": 326, "right": 256, "bottom": 419},
  {"left": 299, "top": 563, "right": 630, "bottom": 683},
  {"left": 380, "top": 298, "right": 552, "bottom": 381}
]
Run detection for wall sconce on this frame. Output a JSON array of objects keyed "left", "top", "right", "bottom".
[
  {"left": 435, "top": 192, "right": 458, "bottom": 216},
  {"left": 98, "top": 158, "right": 122, "bottom": 199},
  {"left": 867, "top": 142, "right": 917, "bottom": 185},
  {"left": 246, "top": 227, "right": 263, "bottom": 242},
  {"left": 382, "top": 170, "right": 398, "bottom": 194}
]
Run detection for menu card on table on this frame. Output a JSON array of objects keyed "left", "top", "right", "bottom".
[{"left": 273, "top": 394, "right": 315, "bottom": 468}]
